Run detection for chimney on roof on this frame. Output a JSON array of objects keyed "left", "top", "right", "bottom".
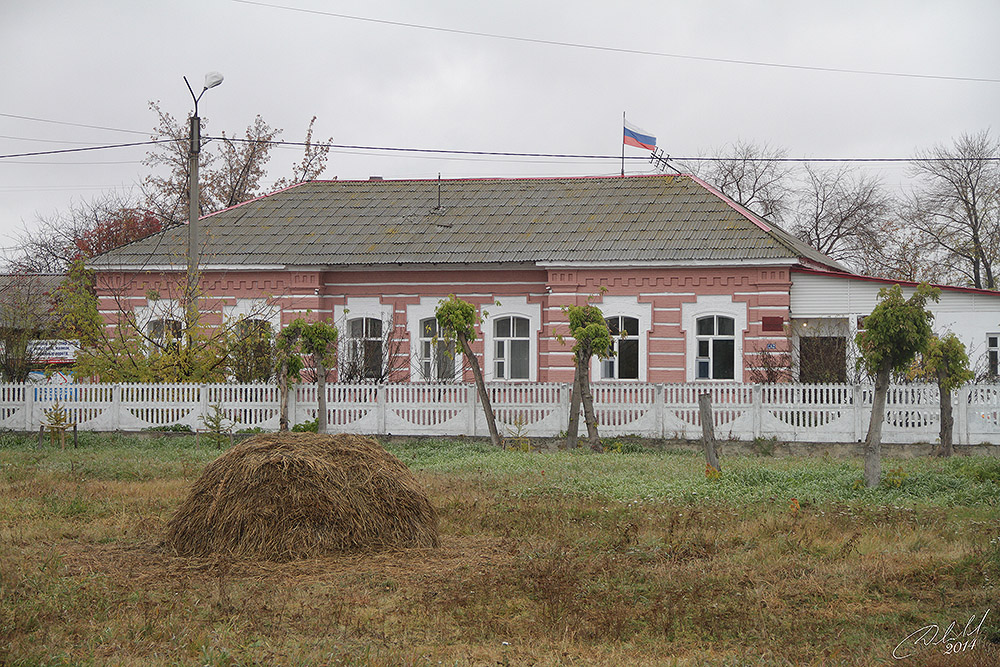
[{"left": 369, "top": 176, "right": 383, "bottom": 181}]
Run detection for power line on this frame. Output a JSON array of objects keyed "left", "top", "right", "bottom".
[
  {"left": 232, "top": 0, "right": 1000, "bottom": 84},
  {"left": 3, "top": 135, "right": 999, "bottom": 164},
  {"left": 0, "top": 139, "right": 172, "bottom": 160},
  {"left": 0, "top": 112, "right": 149, "bottom": 136}
]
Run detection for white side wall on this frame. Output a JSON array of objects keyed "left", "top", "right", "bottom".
[{"left": 790, "top": 272, "right": 1000, "bottom": 368}]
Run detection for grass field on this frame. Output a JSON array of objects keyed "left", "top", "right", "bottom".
[{"left": 1, "top": 432, "right": 998, "bottom": 666}]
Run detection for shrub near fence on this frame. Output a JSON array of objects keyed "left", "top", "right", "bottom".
[{"left": 3, "top": 381, "right": 1000, "bottom": 445}]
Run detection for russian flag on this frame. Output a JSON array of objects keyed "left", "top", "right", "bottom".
[{"left": 623, "top": 120, "right": 656, "bottom": 151}]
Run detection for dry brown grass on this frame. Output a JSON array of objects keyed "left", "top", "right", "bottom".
[
  {"left": 1, "top": 437, "right": 997, "bottom": 666},
  {"left": 163, "top": 433, "right": 439, "bottom": 559}
]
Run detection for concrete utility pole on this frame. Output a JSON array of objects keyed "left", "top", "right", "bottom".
[{"left": 183, "top": 72, "right": 223, "bottom": 327}]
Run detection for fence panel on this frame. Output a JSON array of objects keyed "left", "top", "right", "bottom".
[{"left": 5, "top": 380, "right": 1000, "bottom": 445}]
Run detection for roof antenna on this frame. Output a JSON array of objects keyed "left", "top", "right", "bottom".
[{"left": 437, "top": 172, "right": 442, "bottom": 210}]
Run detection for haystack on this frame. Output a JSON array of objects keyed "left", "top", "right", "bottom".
[{"left": 163, "top": 433, "right": 438, "bottom": 560}]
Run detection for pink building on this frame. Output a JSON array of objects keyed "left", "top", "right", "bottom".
[{"left": 90, "top": 174, "right": 928, "bottom": 384}]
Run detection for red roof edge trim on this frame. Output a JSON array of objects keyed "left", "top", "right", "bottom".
[
  {"left": 327, "top": 173, "right": 695, "bottom": 185},
  {"left": 792, "top": 266, "right": 1000, "bottom": 297},
  {"left": 687, "top": 174, "right": 771, "bottom": 233}
]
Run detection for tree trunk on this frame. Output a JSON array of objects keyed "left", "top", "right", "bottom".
[
  {"left": 316, "top": 354, "right": 328, "bottom": 434},
  {"left": 699, "top": 393, "right": 720, "bottom": 471},
  {"left": 566, "top": 355, "right": 582, "bottom": 449},
  {"left": 278, "top": 360, "right": 289, "bottom": 432},
  {"left": 459, "top": 334, "right": 502, "bottom": 448},
  {"left": 864, "top": 362, "right": 891, "bottom": 487},
  {"left": 579, "top": 354, "right": 601, "bottom": 451},
  {"left": 936, "top": 371, "right": 954, "bottom": 457}
]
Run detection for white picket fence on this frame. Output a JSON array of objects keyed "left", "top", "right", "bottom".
[{"left": 5, "top": 381, "right": 1000, "bottom": 445}]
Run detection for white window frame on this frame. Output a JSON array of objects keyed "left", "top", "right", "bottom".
[
  {"left": 483, "top": 296, "right": 541, "bottom": 382},
  {"left": 681, "top": 295, "right": 748, "bottom": 382},
  {"left": 406, "top": 297, "right": 461, "bottom": 382},
  {"left": 590, "top": 296, "right": 651, "bottom": 382},
  {"left": 335, "top": 297, "right": 396, "bottom": 381}
]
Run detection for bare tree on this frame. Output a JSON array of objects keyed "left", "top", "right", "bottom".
[
  {"left": 906, "top": 130, "right": 1000, "bottom": 289},
  {"left": 792, "top": 165, "right": 892, "bottom": 270},
  {"left": 691, "top": 140, "right": 793, "bottom": 222},
  {"left": 272, "top": 116, "right": 333, "bottom": 190},
  {"left": 8, "top": 191, "right": 148, "bottom": 273},
  {"left": 142, "top": 102, "right": 282, "bottom": 225}
]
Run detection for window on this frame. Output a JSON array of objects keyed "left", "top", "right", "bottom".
[
  {"left": 147, "top": 318, "right": 182, "bottom": 353},
  {"left": 602, "top": 316, "right": 640, "bottom": 380},
  {"left": 494, "top": 316, "right": 530, "bottom": 380},
  {"left": 696, "top": 315, "right": 735, "bottom": 380},
  {"left": 418, "top": 317, "right": 456, "bottom": 381},
  {"left": 989, "top": 334, "right": 999, "bottom": 378},
  {"left": 346, "top": 317, "right": 383, "bottom": 380},
  {"left": 799, "top": 336, "right": 847, "bottom": 383}
]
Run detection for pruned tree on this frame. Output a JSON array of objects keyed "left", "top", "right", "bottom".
[
  {"left": 792, "top": 165, "right": 891, "bottom": 270},
  {"left": 924, "top": 333, "right": 974, "bottom": 457},
  {"left": 435, "top": 295, "right": 501, "bottom": 448},
  {"left": 275, "top": 321, "right": 305, "bottom": 432},
  {"left": 856, "top": 284, "right": 939, "bottom": 487},
  {"left": 906, "top": 130, "right": 1000, "bottom": 289},
  {"left": 564, "top": 304, "right": 612, "bottom": 451},
  {"left": 692, "top": 140, "right": 793, "bottom": 222},
  {"left": 298, "top": 319, "right": 338, "bottom": 434}
]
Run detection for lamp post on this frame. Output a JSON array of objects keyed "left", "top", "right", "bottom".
[{"left": 183, "top": 71, "right": 223, "bottom": 328}]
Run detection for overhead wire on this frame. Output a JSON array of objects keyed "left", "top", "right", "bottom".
[
  {"left": 232, "top": 0, "right": 1000, "bottom": 85},
  {"left": 2, "top": 136, "right": 999, "bottom": 163}
]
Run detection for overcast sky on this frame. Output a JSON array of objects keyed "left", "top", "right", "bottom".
[{"left": 2, "top": 0, "right": 998, "bottom": 263}]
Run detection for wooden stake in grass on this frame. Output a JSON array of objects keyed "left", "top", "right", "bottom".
[{"left": 699, "top": 393, "right": 721, "bottom": 472}]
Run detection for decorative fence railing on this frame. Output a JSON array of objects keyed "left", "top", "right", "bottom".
[{"left": 4, "top": 381, "right": 1000, "bottom": 445}]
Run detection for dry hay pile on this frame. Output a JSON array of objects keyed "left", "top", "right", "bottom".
[{"left": 163, "top": 433, "right": 438, "bottom": 560}]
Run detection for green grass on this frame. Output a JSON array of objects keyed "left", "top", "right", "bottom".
[{"left": 389, "top": 438, "right": 1000, "bottom": 508}]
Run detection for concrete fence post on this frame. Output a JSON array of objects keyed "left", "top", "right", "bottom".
[
  {"left": 112, "top": 384, "right": 121, "bottom": 431},
  {"left": 466, "top": 384, "right": 477, "bottom": 436},
  {"left": 751, "top": 384, "right": 763, "bottom": 439},
  {"left": 376, "top": 384, "right": 387, "bottom": 434},
  {"left": 24, "top": 383, "right": 35, "bottom": 432},
  {"left": 654, "top": 384, "right": 665, "bottom": 438},
  {"left": 956, "top": 385, "right": 971, "bottom": 446}
]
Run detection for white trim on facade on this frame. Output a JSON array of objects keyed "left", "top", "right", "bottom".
[
  {"left": 483, "top": 296, "right": 542, "bottom": 382},
  {"left": 680, "top": 295, "right": 749, "bottom": 382}
]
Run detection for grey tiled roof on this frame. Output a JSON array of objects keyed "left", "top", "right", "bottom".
[{"left": 90, "top": 175, "right": 844, "bottom": 270}]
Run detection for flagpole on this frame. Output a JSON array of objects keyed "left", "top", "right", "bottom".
[{"left": 621, "top": 111, "right": 626, "bottom": 177}]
